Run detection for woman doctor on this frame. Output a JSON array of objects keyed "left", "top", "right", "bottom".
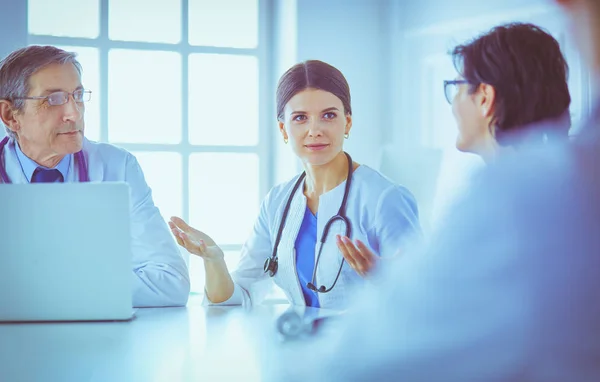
[{"left": 169, "top": 60, "right": 421, "bottom": 309}]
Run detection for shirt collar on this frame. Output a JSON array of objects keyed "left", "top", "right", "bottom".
[{"left": 14, "top": 142, "right": 71, "bottom": 182}]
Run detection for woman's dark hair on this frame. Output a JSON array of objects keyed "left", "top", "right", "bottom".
[
  {"left": 451, "top": 22, "right": 571, "bottom": 145},
  {"left": 276, "top": 60, "right": 352, "bottom": 121}
]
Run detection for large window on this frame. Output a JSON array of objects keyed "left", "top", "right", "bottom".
[{"left": 28, "top": 0, "right": 272, "bottom": 293}]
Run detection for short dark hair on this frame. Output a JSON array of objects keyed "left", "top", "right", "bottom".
[
  {"left": 451, "top": 22, "right": 571, "bottom": 145},
  {"left": 276, "top": 60, "right": 352, "bottom": 121}
]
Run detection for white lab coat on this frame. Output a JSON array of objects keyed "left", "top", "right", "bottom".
[
  {"left": 209, "top": 165, "right": 422, "bottom": 310},
  {"left": 1, "top": 137, "right": 190, "bottom": 307}
]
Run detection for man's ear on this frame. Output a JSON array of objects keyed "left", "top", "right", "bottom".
[
  {"left": 477, "top": 83, "right": 496, "bottom": 118},
  {"left": 0, "top": 100, "right": 20, "bottom": 133}
]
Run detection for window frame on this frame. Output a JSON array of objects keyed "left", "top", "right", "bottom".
[{"left": 27, "top": 0, "right": 275, "bottom": 284}]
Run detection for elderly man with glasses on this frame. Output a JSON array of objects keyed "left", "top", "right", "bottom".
[{"left": 0, "top": 45, "right": 190, "bottom": 307}]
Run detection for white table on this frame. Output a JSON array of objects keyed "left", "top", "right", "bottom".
[{"left": 0, "top": 299, "right": 336, "bottom": 382}]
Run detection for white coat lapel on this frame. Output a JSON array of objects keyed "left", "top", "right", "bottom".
[
  {"left": 64, "top": 151, "right": 78, "bottom": 182},
  {"left": 82, "top": 139, "right": 105, "bottom": 182},
  {"left": 273, "top": 176, "right": 307, "bottom": 305},
  {"left": 314, "top": 182, "right": 348, "bottom": 293}
]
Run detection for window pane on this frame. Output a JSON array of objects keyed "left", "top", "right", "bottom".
[
  {"left": 108, "top": 49, "right": 181, "bottom": 143},
  {"left": 28, "top": 0, "right": 99, "bottom": 38},
  {"left": 188, "top": 0, "right": 258, "bottom": 48},
  {"left": 55, "top": 46, "right": 101, "bottom": 142},
  {"left": 108, "top": 0, "right": 181, "bottom": 43},
  {"left": 132, "top": 152, "right": 182, "bottom": 221},
  {"left": 189, "top": 54, "right": 258, "bottom": 146},
  {"left": 189, "top": 250, "right": 239, "bottom": 293},
  {"left": 189, "top": 153, "right": 259, "bottom": 245}
]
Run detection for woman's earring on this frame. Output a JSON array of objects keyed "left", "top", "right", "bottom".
[
  {"left": 283, "top": 138, "right": 288, "bottom": 144},
  {"left": 344, "top": 133, "right": 349, "bottom": 139}
]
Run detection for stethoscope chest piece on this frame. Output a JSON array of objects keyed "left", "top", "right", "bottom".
[{"left": 264, "top": 256, "right": 278, "bottom": 277}]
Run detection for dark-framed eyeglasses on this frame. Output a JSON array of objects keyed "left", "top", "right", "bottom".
[
  {"left": 443, "top": 80, "right": 468, "bottom": 104},
  {"left": 14, "top": 89, "right": 92, "bottom": 106}
]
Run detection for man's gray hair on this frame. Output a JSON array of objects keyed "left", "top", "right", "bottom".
[{"left": 0, "top": 45, "right": 82, "bottom": 139}]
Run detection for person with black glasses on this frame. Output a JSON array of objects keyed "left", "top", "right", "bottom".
[
  {"left": 443, "top": 22, "right": 572, "bottom": 163},
  {"left": 170, "top": 60, "right": 421, "bottom": 310}
]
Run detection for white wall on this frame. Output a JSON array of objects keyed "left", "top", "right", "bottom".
[
  {"left": 270, "top": 0, "right": 298, "bottom": 185},
  {"left": 0, "top": 1, "right": 27, "bottom": 58},
  {"left": 0, "top": 0, "right": 27, "bottom": 139},
  {"left": 396, "top": 0, "right": 553, "bottom": 29}
]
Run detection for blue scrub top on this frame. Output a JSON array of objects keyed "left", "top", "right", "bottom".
[{"left": 295, "top": 206, "right": 320, "bottom": 307}]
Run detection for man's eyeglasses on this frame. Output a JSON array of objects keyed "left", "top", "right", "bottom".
[
  {"left": 14, "top": 89, "right": 92, "bottom": 106},
  {"left": 443, "top": 80, "right": 468, "bottom": 104}
]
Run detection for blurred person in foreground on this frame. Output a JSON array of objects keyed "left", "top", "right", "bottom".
[{"left": 271, "top": 0, "right": 600, "bottom": 380}]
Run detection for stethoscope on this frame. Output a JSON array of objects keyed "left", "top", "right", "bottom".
[
  {"left": 263, "top": 152, "right": 353, "bottom": 294},
  {"left": 0, "top": 136, "right": 89, "bottom": 183}
]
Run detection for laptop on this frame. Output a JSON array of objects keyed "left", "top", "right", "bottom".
[{"left": 0, "top": 182, "right": 134, "bottom": 322}]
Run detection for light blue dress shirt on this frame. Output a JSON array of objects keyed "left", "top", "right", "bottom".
[
  {"left": 295, "top": 206, "right": 320, "bottom": 308},
  {"left": 14, "top": 143, "right": 71, "bottom": 182}
]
